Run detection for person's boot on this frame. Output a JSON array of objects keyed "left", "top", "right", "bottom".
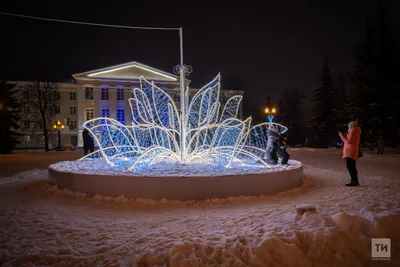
[{"left": 346, "top": 180, "right": 360, "bottom": 186}]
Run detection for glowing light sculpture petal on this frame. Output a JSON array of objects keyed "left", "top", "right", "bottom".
[
  {"left": 187, "top": 74, "right": 220, "bottom": 131},
  {"left": 80, "top": 72, "right": 289, "bottom": 171},
  {"left": 82, "top": 118, "right": 139, "bottom": 164},
  {"left": 220, "top": 95, "right": 242, "bottom": 122}
]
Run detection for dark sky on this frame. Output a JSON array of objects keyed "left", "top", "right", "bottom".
[{"left": 1, "top": 0, "right": 399, "bottom": 120}]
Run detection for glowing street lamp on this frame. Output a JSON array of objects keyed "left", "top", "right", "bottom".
[
  {"left": 265, "top": 106, "right": 277, "bottom": 122},
  {"left": 53, "top": 120, "right": 65, "bottom": 149}
]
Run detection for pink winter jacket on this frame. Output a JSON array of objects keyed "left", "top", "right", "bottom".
[{"left": 339, "top": 127, "right": 362, "bottom": 160}]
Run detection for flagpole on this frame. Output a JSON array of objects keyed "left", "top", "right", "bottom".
[{"left": 179, "top": 27, "right": 186, "bottom": 162}]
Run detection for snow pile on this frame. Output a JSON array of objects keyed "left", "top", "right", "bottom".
[
  {"left": 0, "top": 169, "right": 47, "bottom": 186},
  {"left": 1, "top": 149, "right": 400, "bottom": 266},
  {"left": 134, "top": 210, "right": 400, "bottom": 267},
  {"left": 41, "top": 177, "right": 309, "bottom": 209},
  {"left": 50, "top": 158, "right": 302, "bottom": 177}
]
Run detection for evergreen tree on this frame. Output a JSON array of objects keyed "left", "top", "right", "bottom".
[
  {"left": 335, "top": 72, "right": 351, "bottom": 129},
  {"left": 277, "top": 97, "right": 285, "bottom": 123},
  {"left": 310, "top": 56, "right": 336, "bottom": 148},
  {"left": 352, "top": 0, "right": 400, "bottom": 145},
  {"left": 265, "top": 96, "right": 272, "bottom": 107},
  {"left": 278, "top": 88, "right": 305, "bottom": 145},
  {"left": 0, "top": 81, "right": 20, "bottom": 154}
]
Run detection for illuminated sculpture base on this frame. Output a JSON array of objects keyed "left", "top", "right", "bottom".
[{"left": 48, "top": 159, "right": 304, "bottom": 201}]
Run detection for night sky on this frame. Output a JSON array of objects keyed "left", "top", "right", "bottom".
[{"left": 1, "top": 0, "right": 399, "bottom": 120}]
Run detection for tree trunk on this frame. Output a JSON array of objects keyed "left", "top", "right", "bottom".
[{"left": 43, "top": 116, "right": 49, "bottom": 152}]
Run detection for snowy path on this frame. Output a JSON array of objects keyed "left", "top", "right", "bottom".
[
  {"left": 0, "top": 149, "right": 399, "bottom": 267},
  {"left": 0, "top": 151, "right": 80, "bottom": 178}
]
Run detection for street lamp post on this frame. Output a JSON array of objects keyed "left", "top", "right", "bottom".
[
  {"left": 53, "top": 120, "right": 65, "bottom": 150},
  {"left": 264, "top": 106, "right": 277, "bottom": 123}
]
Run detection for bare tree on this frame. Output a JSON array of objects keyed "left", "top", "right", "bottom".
[{"left": 24, "top": 81, "right": 60, "bottom": 151}]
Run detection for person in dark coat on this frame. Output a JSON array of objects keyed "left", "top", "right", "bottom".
[
  {"left": 82, "top": 128, "right": 95, "bottom": 155},
  {"left": 277, "top": 133, "right": 290, "bottom": 164},
  {"left": 265, "top": 127, "right": 279, "bottom": 164},
  {"left": 376, "top": 136, "right": 385, "bottom": 155}
]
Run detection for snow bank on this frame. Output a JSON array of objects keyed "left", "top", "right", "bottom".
[
  {"left": 134, "top": 211, "right": 400, "bottom": 267},
  {"left": 0, "top": 169, "right": 47, "bottom": 186}
]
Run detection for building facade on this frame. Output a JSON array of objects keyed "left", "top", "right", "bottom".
[{"left": 14, "top": 61, "right": 244, "bottom": 149}]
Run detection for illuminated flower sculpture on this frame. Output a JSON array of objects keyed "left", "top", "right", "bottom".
[{"left": 81, "top": 74, "right": 287, "bottom": 171}]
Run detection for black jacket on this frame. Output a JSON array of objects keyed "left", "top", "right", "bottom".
[
  {"left": 82, "top": 129, "right": 94, "bottom": 148},
  {"left": 277, "top": 136, "right": 288, "bottom": 151}
]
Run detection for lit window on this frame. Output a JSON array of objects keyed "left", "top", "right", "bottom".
[
  {"left": 86, "top": 108, "right": 94, "bottom": 121},
  {"left": 85, "top": 87, "right": 94, "bottom": 100},
  {"left": 70, "top": 106, "right": 76, "bottom": 115},
  {"left": 117, "top": 88, "right": 124, "bottom": 101},
  {"left": 101, "top": 108, "right": 110, "bottom": 117},
  {"left": 101, "top": 88, "right": 109, "bottom": 100},
  {"left": 117, "top": 109, "right": 125, "bottom": 124}
]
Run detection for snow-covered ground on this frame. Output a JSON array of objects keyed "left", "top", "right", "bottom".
[{"left": 0, "top": 148, "right": 399, "bottom": 266}]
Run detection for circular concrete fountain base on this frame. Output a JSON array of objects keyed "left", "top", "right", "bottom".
[{"left": 48, "top": 160, "right": 304, "bottom": 201}]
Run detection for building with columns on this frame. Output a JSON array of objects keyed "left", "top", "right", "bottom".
[{"left": 14, "top": 61, "right": 244, "bottom": 149}]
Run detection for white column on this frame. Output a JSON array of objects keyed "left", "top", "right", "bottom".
[
  {"left": 124, "top": 88, "right": 131, "bottom": 125},
  {"left": 77, "top": 87, "right": 85, "bottom": 147},
  {"left": 94, "top": 88, "right": 101, "bottom": 117}
]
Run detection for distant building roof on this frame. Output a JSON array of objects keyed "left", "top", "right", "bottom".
[{"left": 72, "top": 61, "right": 179, "bottom": 84}]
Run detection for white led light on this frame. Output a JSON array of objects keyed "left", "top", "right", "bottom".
[
  {"left": 81, "top": 74, "right": 288, "bottom": 171},
  {"left": 88, "top": 63, "right": 177, "bottom": 81}
]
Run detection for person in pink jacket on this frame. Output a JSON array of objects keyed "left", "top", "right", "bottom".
[{"left": 339, "top": 121, "right": 362, "bottom": 186}]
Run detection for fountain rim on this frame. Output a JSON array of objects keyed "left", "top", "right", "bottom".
[{"left": 48, "top": 160, "right": 304, "bottom": 200}]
